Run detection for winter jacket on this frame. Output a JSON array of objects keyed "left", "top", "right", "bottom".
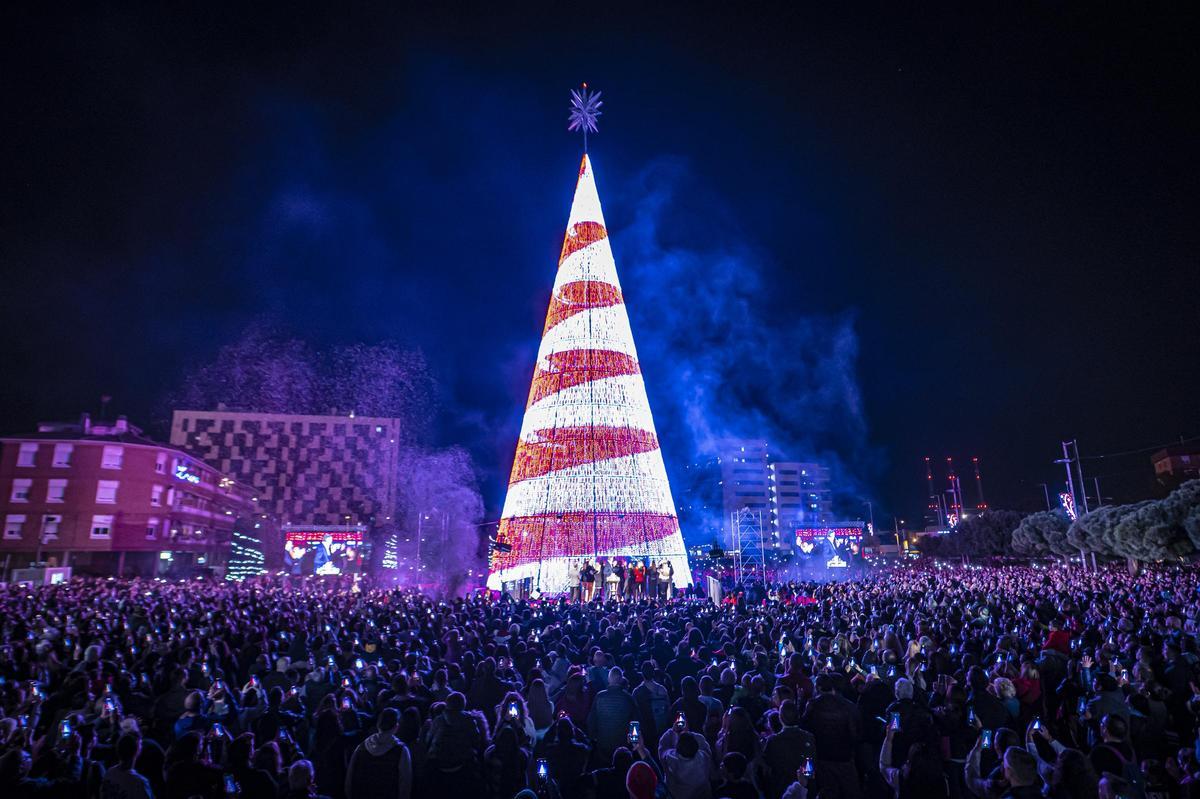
[{"left": 345, "top": 731, "right": 413, "bottom": 799}]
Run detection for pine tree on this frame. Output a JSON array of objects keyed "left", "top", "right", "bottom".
[{"left": 226, "top": 521, "right": 266, "bottom": 581}]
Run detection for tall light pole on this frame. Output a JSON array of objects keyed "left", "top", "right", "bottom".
[
  {"left": 1036, "top": 483, "right": 1052, "bottom": 511},
  {"left": 1056, "top": 442, "right": 1087, "bottom": 571},
  {"left": 1070, "top": 440, "right": 1090, "bottom": 515}
]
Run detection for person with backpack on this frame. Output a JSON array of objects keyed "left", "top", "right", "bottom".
[
  {"left": 345, "top": 707, "right": 412, "bottom": 799},
  {"left": 1089, "top": 715, "right": 1143, "bottom": 799}
]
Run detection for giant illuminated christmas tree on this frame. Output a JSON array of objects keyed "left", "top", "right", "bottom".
[{"left": 487, "top": 87, "right": 692, "bottom": 594}]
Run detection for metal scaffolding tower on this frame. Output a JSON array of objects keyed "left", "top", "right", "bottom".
[{"left": 731, "top": 508, "right": 765, "bottom": 583}]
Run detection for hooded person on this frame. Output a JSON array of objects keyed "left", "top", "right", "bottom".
[{"left": 344, "top": 707, "right": 413, "bottom": 799}]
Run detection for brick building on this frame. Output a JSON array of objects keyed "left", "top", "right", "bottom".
[
  {"left": 1152, "top": 445, "right": 1200, "bottom": 490},
  {"left": 169, "top": 409, "right": 402, "bottom": 529},
  {"left": 0, "top": 415, "right": 255, "bottom": 578}
]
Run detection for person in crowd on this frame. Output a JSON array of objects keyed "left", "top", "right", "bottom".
[
  {"left": 286, "top": 759, "right": 331, "bottom": 799},
  {"left": 632, "top": 661, "right": 671, "bottom": 746},
  {"left": 587, "top": 667, "right": 637, "bottom": 764},
  {"left": 761, "top": 700, "right": 816, "bottom": 799},
  {"left": 101, "top": 732, "right": 153, "bottom": 799},
  {"left": 536, "top": 717, "right": 590, "bottom": 793},
  {"left": 483, "top": 723, "right": 529, "bottom": 798},
  {"left": 345, "top": 707, "right": 412, "bottom": 799},
  {"left": 163, "top": 731, "right": 222, "bottom": 799},
  {"left": 714, "top": 751, "right": 758, "bottom": 799},
  {"left": 802, "top": 673, "right": 862, "bottom": 798},
  {"left": 659, "top": 726, "right": 714, "bottom": 799}
]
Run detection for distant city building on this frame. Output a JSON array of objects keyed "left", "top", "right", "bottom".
[
  {"left": 0, "top": 415, "right": 255, "bottom": 578},
  {"left": 170, "top": 408, "right": 402, "bottom": 528},
  {"left": 1151, "top": 445, "right": 1200, "bottom": 489},
  {"left": 680, "top": 440, "right": 834, "bottom": 551}
]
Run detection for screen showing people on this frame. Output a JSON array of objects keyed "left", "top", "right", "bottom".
[
  {"left": 794, "top": 526, "right": 863, "bottom": 567},
  {"left": 284, "top": 531, "right": 363, "bottom": 576}
]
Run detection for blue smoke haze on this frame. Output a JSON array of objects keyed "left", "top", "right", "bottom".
[{"left": 613, "top": 157, "right": 883, "bottom": 536}]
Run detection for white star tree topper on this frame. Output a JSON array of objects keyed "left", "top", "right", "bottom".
[{"left": 568, "top": 83, "right": 603, "bottom": 151}]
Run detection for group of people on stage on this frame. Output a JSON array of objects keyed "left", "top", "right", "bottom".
[{"left": 576, "top": 557, "right": 675, "bottom": 602}]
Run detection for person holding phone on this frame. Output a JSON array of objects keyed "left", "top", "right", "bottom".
[
  {"left": 762, "top": 700, "right": 817, "bottom": 799},
  {"left": 659, "top": 725, "right": 713, "bottom": 799},
  {"left": 884, "top": 678, "right": 933, "bottom": 765},
  {"left": 586, "top": 667, "right": 638, "bottom": 763},
  {"left": 495, "top": 691, "right": 535, "bottom": 747},
  {"left": 164, "top": 730, "right": 224, "bottom": 799},
  {"left": 879, "top": 721, "right": 951, "bottom": 798},
  {"left": 799, "top": 674, "right": 862, "bottom": 798},
  {"left": 482, "top": 724, "right": 531, "bottom": 798}
]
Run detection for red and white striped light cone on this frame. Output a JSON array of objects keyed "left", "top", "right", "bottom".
[{"left": 487, "top": 154, "right": 693, "bottom": 594}]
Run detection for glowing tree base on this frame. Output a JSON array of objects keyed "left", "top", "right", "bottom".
[{"left": 488, "top": 155, "right": 692, "bottom": 595}]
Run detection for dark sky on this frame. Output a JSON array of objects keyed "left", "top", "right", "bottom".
[{"left": 4, "top": 4, "right": 1198, "bottom": 526}]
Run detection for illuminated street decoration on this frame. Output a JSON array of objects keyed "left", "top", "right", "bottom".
[
  {"left": 487, "top": 153, "right": 692, "bottom": 593},
  {"left": 1059, "top": 491, "right": 1077, "bottom": 521}
]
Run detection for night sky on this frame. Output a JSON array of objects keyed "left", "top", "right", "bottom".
[{"left": 4, "top": 5, "right": 1197, "bottom": 526}]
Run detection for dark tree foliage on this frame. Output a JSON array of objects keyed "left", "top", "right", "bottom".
[
  {"left": 1111, "top": 497, "right": 1193, "bottom": 562},
  {"left": 1162, "top": 479, "right": 1200, "bottom": 550},
  {"left": 1011, "top": 510, "right": 1071, "bottom": 557},
  {"left": 1067, "top": 505, "right": 1124, "bottom": 556},
  {"left": 1066, "top": 482, "right": 1200, "bottom": 563},
  {"left": 919, "top": 509, "right": 1024, "bottom": 557},
  {"left": 168, "top": 321, "right": 435, "bottom": 442}
]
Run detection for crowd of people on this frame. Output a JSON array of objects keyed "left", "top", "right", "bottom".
[{"left": 2, "top": 561, "right": 1200, "bottom": 799}]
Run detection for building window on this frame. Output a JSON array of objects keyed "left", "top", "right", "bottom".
[
  {"left": 101, "top": 446, "right": 124, "bottom": 469},
  {"left": 4, "top": 515, "right": 26, "bottom": 540},
  {"left": 166, "top": 487, "right": 176, "bottom": 506},
  {"left": 146, "top": 517, "right": 159, "bottom": 540},
  {"left": 47, "top": 479, "right": 67, "bottom": 503},
  {"left": 90, "top": 515, "right": 114, "bottom": 539},
  {"left": 42, "top": 515, "right": 61, "bottom": 540},
  {"left": 17, "top": 443, "right": 38, "bottom": 468},
  {"left": 53, "top": 444, "right": 74, "bottom": 467},
  {"left": 156, "top": 452, "right": 167, "bottom": 474},
  {"left": 151, "top": 485, "right": 163, "bottom": 506},
  {"left": 10, "top": 479, "right": 32, "bottom": 502},
  {"left": 96, "top": 480, "right": 119, "bottom": 504}
]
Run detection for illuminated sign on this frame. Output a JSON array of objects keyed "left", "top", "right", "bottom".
[
  {"left": 794, "top": 525, "right": 864, "bottom": 547},
  {"left": 284, "top": 528, "right": 364, "bottom": 548},
  {"left": 174, "top": 464, "right": 201, "bottom": 484}
]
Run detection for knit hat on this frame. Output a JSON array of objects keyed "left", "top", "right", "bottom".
[{"left": 626, "top": 760, "right": 658, "bottom": 799}]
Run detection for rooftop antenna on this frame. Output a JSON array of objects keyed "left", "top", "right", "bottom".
[
  {"left": 568, "top": 82, "right": 603, "bottom": 152},
  {"left": 99, "top": 395, "right": 112, "bottom": 422}
]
